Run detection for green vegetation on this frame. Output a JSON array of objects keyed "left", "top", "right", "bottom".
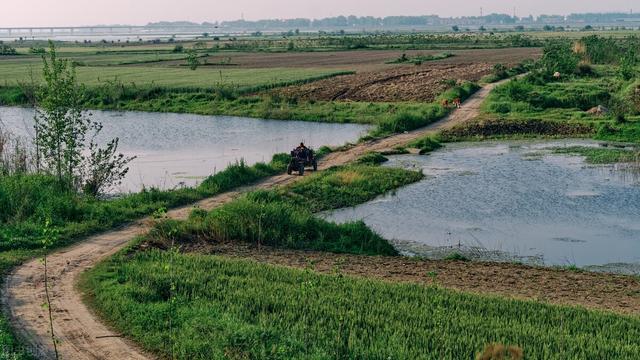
[
  {"left": 356, "top": 152, "right": 389, "bottom": 165},
  {"left": 0, "top": 64, "right": 348, "bottom": 90},
  {"left": 552, "top": 146, "right": 638, "bottom": 164},
  {"left": 0, "top": 156, "right": 287, "bottom": 253},
  {"left": 446, "top": 36, "right": 640, "bottom": 143},
  {"left": 407, "top": 135, "right": 443, "bottom": 154},
  {"left": 371, "top": 81, "right": 479, "bottom": 136},
  {"left": 82, "top": 250, "right": 640, "bottom": 359},
  {"left": 148, "top": 164, "right": 422, "bottom": 255},
  {"left": 386, "top": 52, "right": 453, "bottom": 65},
  {"left": 0, "top": 156, "right": 287, "bottom": 359}
]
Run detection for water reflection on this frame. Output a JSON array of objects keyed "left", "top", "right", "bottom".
[
  {"left": 324, "top": 140, "right": 640, "bottom": 273},
  {"left": 0, "top": 106, "right": 370, "bottom": 192}
]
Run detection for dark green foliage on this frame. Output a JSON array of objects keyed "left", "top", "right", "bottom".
[
  {"left": 0, "top": 155, "right": 287, "bottom": 253},
  {"left": 386, "top": 52, "right": 453, "bottom": 65},
  {"left": 165, "top": 197, "right": 396, "bottom": 255},
  {"left": 356, "top": 152, "right": 388, "bottom": 165},
  {"left": 444, "top": 252, "right": 470, "bottom": 261},
  {"left": 0, "top": 44, "right": 17, "bottom": 55},
  {"left": 540, "top": 41, "right": 580, "bottom": 75},
  {"left": 149, "top": 164, "right": 422, "bottom": 255},
  {"left": 619, "top": 48, "right": 638, "bottom": 81},
  {"left": 283, "top": 165, "right": 423, "bottom": 212},
  {"left": 440, "top": 118, "right": 595, "bottom": 140},
  {"left": 493, "top": 79, "right": 612, "bottom": 111},
  {"left": 83, "top": 251, "right": 640, "bottom": 359},
  {"left": 552, "top": 146, "right": 637, "bottom": 164},
  {"left": 407, "top": 136, "right": 443, "bottom": 154}
]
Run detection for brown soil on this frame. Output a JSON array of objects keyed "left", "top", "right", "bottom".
[
  {"left": 1, "top": 79, "right": 585, "bottom": 360},
  {"left": 190, "top": 243, "right": 640, "bottom": 316},
  {"left": 157, "top": 48, "right": 540, "bottom": 71},
  {"left": 278, "top": 63, "right": 493, "bottom": 102}
]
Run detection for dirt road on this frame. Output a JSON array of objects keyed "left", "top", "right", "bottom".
[{"left": 2, "top": 81, "right": 501, "bottom": 360}]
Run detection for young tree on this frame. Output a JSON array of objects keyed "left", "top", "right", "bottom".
[
  {"left": 619, "top": 47, "right": 637, "bottom": 81},
  {"left": 186, "top": 49, "right": 200, "bottom": 70},
  {"left": 540, "top": 41, "right": 580, "bottom": 75},
  {"left": 35, "top": 41, "right": 134, "bottom": 195},
  {"left": 35, "top": 41, "right": 88, "bottom": 188}
]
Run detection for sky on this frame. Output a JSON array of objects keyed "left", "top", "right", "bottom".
[{"left": 1, "top": 0, "right": 637, "bottom": 27}]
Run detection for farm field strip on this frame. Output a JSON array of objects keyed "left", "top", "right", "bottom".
[{"left": 0, "top": 63, "right": 349, "bottom": 88}]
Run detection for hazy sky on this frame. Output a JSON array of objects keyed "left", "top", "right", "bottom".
[{"left": 2, "top": 0, "right": 637, "bottom": 27}]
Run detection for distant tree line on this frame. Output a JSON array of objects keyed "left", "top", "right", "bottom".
[{"left": 145, "top": 12, "right": 640, "bottom": 31}]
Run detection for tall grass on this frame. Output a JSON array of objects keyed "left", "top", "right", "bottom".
[
  {"left": 0, "top": 155, "right": 287, "bottom": 252},
  {"left": 148, "top": 164, "right": 422, "bottom": 255},
  {"left": 371, "top": 82, "right": 479, "bottom": 137},
  {"left": 82, "top": 251, "right": 640, "bottom": 359}
]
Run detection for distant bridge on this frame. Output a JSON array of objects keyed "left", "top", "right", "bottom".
[{"left": 0, "top": 25, "right": 222, "bottom": 37}]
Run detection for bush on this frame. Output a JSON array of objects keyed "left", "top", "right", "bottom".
[
  {"left": 357, "top": 152, "right": 389, "bottom": 165},
  {"left": 408, "top": 136, "right": 442, "bottom": 154},
  {"left": 540, "top": 41, "right": 580, "bottom": 75}
]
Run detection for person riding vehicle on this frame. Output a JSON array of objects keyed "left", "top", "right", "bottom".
[{"left": 288, "top": 142, "right": 317, "bottom": 175}]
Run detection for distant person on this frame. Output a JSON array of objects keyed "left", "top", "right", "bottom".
[{"left": 453, "top": 98, "right": 461, "bottom": 108}]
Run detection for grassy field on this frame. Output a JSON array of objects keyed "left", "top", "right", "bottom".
[
  {"left": 0, "top": 156, "right": 289, "bottom": 359},
  {"left": 82, "top": 250, "right": 640, "bottom": 359},
  {"left": 0, "top": 62, "right": 348, "bottom": 89},
  {"left": 442, "top": 66, "right": 640, "bottom": 143}
]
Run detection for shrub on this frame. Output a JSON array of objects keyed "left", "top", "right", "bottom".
[
  {"left": 408, "top": 136, "right": 442, "bottom": 154},
  {"left": 540, "top": 41, "right": 580, "bottom": 75},
  {"left": 357, "top": 152, "right": 389, "bottom": 165}
]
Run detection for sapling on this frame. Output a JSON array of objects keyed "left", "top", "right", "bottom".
[{"left": 42, "top": 218, "right": 59, "bottom": 360}]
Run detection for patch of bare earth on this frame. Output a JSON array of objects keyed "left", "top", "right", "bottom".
[
  {"left": 154, "top": 48, "right": 540, "bottom": 71},
  {"left": 278, "top": 63, "right": 494, "bottom": 102},
  {"left": 184, "top": 242, "right": 640, "bottom": 316}
]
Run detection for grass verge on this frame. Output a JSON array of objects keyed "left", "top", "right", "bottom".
[
  {"left": 148, "top": 164, "right": 423, "bottom": 255},
  {"left": 0, "top": 155, "right": 288, "bottom": 359},
  {"left": 552, "top": 146, "right": 638, "bottom": 164},
  {"left": 81, "top": 251, "right": 640, "bottom": 359}
]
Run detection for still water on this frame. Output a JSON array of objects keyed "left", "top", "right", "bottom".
[
  {"left": 0, "top": 106, "right": 370, "bottom": 192},
  {"left": 324, "top": 141, "right": 640, "bottom": 272}
]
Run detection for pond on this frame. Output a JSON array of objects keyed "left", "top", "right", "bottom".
[
  {"left": 324, "top": 140, "right": 640, "bottom": 273},
  {"left": 0, "top": 106, "right": 371, "bottom": 192}
]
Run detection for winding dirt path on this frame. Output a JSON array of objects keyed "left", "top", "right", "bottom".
[{"left": 2, "top": 81, "right": 500, "bottom": 359}]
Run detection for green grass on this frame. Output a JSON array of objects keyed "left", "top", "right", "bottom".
[
  {"left": 0, "top": 155, "right": 289, "bottom": 359},
  {"left": 356, "top": 152, "right": 389, "bottom": 165},
  {"left": 0, "top": 63, "right": 347, "bottom": 89},
  {"left": 82, "top": 250, "right": 640, "bottom": 359},
  {"left": 450, "top": 64, "right": 640, "bottom": 143},
  {"left": 407, "top": 135, "right": 443, "bottom": 154},
  {"left": 0, "top": 156, "right": 288, "bottom": 252},
  {"left": 386, "top": 52, "right": 453, "bottom": 64},
  {"left": 148, "top": 164, "right": 423, "bottom": 255},
  {"left": 552, "top": 146, "right": 638, "bottom": 164}
]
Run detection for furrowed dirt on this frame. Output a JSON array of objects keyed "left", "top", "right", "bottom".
[
  {"left": 278, "top": 63, "right": 493, "bottom": 102},
  {"left": 4, "top": 79, "right": 624, "bottom": 360}
]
